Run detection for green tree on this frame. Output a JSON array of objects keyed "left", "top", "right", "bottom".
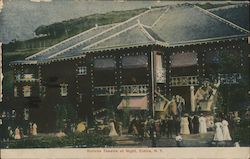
[{"left": 54, "top": 103, "right": 78, "bottom": 131}]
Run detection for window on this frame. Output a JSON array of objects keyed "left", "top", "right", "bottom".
[
  {"left": 79, "top": 93, "right": 83, "bottom": 103},
  {"left": 40, "top": 86, "right": 46, "bottom": 97},
  {"left": 155, "top": 54, "right": 166, "bottom": 83},
  {"left": 15, "top": 74, "right": 21, "bottom": 80},
  {"left": 94, "top": 59, "right": 116, "bottom": 70},
  {"left": 23, "top": 86, "right": 31, "bottom": 97},
  {"left": 23, "top": 74, "right": 34, "bottom": 80},
  {"left": 23, "top": 108, "right": 29, "bottom": 121},
  {"left": 78, "top": 66, "right": 87, "bottom": 75},
  {"left": 170, "top": 52, "right": 197, "bottom": 68},
  {"left": 14, "top": 86, "right": 18, "bottom": 97},
  {"left": 122, "top": 55, "right": 148, "bottom": 68},
  {"left": 60, "top": 83, "right": 68, "bottom": 96}
]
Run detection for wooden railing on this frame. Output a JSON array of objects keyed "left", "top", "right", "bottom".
[
  {"left": 94, "top": 84, "right": 149, "bottom": 96},
  {"left": 120, "top": 84, "right": 149, "bottom": 96},
  {"left": 94, "top": 86, "right": 117, "bottom": 96},
  {"left": 15, "top": 74, "right": 39, "bottom": 82},
  {"left": 170, "top": 75, "right": 199, "bottom": 87}
]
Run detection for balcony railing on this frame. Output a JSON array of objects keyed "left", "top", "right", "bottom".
[
  {"left": 16, "top": 74, "right": 39, "bottom": 82},
  {"left": 120, "top": 84, "right": 148, "bottom": 96},
  {"left": 170, "top": 76, "right": 199, "bottom": 87},
  {"left": 94, "top": 84, "right": 149, "bottom": 96},
  {"left": 94, "top": 86, "right": 117, "bottom": 96}
]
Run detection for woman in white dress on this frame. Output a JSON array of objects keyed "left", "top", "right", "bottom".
[
  {"left": 14, "top": 127, "right": 21, "bottom": 140},
  {"left": 214, "top": 120, "right": 223, "bottom": 142},
  {"left": 180, "top": 116, "right": 190, "bottom": 135},
  {"left": 222, "top": 119, "right": 232, "bottom": 141},
  {"left": 32, "top": 123, "right": 38, "bottom": 136},
  {"left": 199, "top": 114, "right": 207, "bottom": 133},
  {"left": 109, "top": 120, "right": 118, "bottom": 137}
]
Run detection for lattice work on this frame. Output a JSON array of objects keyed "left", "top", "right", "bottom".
[
  {"left": 156, "top": 68, "right": 166, "bottom": 83},
  {"left": 121, "top": 84, "right": 149, "bottom": 96},
  {"left": 218, "top": 73, "right": 242, "bottom": 84},
  {"left": 170, "top": 76, "right": 199, "bottom": 87},
  {"left": 94, "top": 86, "right": 117, "bottom": 96}
]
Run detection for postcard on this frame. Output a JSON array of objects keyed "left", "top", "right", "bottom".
[{"left": 0, "top": 0, "right": 249, "bottom": 159}]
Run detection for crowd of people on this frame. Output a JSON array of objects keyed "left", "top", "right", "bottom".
[
  {"left": 107, "top": 110, "right": 246, "bottom": 147},
  {"left": 126, "top": 113, "right": 212, "bottom": 140},
  {"left": 0, "top": 110, "right": 38, "bottom": 142}
]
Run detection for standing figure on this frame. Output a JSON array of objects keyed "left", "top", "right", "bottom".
[
  {"left": 32, "top": 123, "right": 38, "bottom": 136},
  {"left": 149, "top": 122, "right": 157, "bottom": 147},
  {"left": 174, "top": 116, "right": 181, "bottom": 135},
  {"left": 14, "top": 127, "right": 21, "bottom": 140},
  {"left": 118, "top": 122, "right": 123, "bottom": 136},
  {"left": 199, "top": 114, "right": 207, "bottom": 133},
  {"left": 128, "top": 118, "right": 135, "bottom": 134},
  {"left": 160, "top": 119, "right": 166, "bottom": 136},
  {"left": 8, "top": 126, "right": 14, "bottom": 139},
  {"left": 214, "top": 120, "right": 223, "bottom": 142},
  {"left": 155, "top": 120, "right": 161, "bottom": 136},
  {"left": 29, "top": 122, "right": 33, "bottom": 135},
  {"left": 222, "top": 119, "right": 232, "bottom": 141},
  {"left": 188, "top": 115, "right": 193, "bottom": 134},
  {"left": 138, "top": 119, "right": 144, "bottom": 140},
  {"left": 180, "top": 116, "right": 190, "bottom": 135},
  {"left": 108, "top": 120, "right": 118, "bottom": 137},
  {"left": 192, "top": 115, "right": 199, "bottom": 134},
  {"left": 167, "top": 116, "right": 174, "bottom": 138},
  {"left": 0, "top": 118, "right": 3, "bottom": 140}
]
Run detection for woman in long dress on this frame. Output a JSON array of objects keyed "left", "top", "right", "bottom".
[
  {"left": 192, "top": 115, "right": 199, "bottom": 134},
  {"left": 199, "top": 114, "right": 207, "bottom": 133},
  {"left": 14, "top": 127, "right": 21, "bottom": 140},
  {"left": 214, "top": 120, "right": 224, "bottom": 142},
  {"left": 32, "top": 123, "right": 37, "bottom": 136},
  {"left": 180, "top": 116, "right": 190, "bottom": 135},
  {"left": 222, "top": 119, "right": 232, "bottom": 141},
  {"left": 109, "top": 120, "right": 118, "bottom": 137}
]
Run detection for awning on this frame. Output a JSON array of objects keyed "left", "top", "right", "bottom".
[
  {"left": 122, "top": 55, "right": 148, "bottom": 68},
  {"left": 170, "top": 52, "right": 197, "bottom": 67},
  {"left": 117, "top": 96, "right": 148, "bottom": 110},
  {"left": 94, "top": 58, "right": 116, "bottom": 69}
]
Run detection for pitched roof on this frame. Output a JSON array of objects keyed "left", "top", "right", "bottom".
[
  {"left": 22, "top": 4, "right": 249, "bottom": 63},
  {"left": 209, "top": 4, "right": 249, "bottom": 31},
  {"left": 151, "top": 5, "right": 248, "bottom": 44}
]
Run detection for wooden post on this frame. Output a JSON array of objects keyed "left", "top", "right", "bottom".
[{"left": 151, "top": 51, "right": 155, "bottom": 118}]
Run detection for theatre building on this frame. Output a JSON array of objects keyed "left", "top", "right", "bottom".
[{"left": 10, "top": 4, "right": 249, "bottom": 132}]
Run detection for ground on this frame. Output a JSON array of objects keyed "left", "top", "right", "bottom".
[{"left": 112, "top": 132, "right": 232, "bottom": 147}]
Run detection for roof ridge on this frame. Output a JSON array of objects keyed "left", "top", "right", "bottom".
[
  {"left": 207, "top": 3, "right": 249, "bottom": 12},
  {"left": 48, "top": 9, "right": 151, "bottom": 59},
  {"left": 151, "top": 7, "right": 170, "bottom": 27},
  {"left": 83, "top": 41, "right": 156, "bottom": 53},
  {"left": 81, "top": 24, "right": 139, "bottom": 51},
  {"left": 25, "top": 23, "right": 119, "bottom": 60},
  {"left": 25, "top": 26, "right": 98, "bottom": 60},
  {"left": 169, "top": 34, "right": 248, "bottom": 46},
  {"left": 138, "top": 21, "right": 156, "bottom": 42},
  {"left": 194, "top": 5, "right": 249, "bottom": 33}
]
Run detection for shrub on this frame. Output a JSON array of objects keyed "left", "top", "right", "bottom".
[{"left": 8, "top": 133, "right": 115, "bottom": 148}]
